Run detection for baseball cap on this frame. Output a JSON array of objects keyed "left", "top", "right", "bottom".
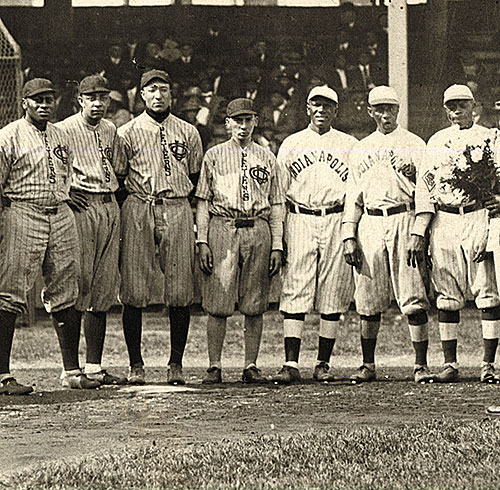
[
  {"left": 227, "top": 98, "right": 257, "bottom": 118},
  {"left": 307, "top": 85, "right": 338, "bottom": 104},
  {"left": 443, "top": 84, "right": 474, "bottom": 105},
  {"left": 22, "top": 78, "right": 55, "bottom": 98},
  {"left": 368, "top": 86, "right": 400, "bottom": 105},
  {"left": 495, "top": 100, "right": 500, "bottom": 111},
  {"left": 79, "top": 75, "right": 110, "bottom": 95},
  {"left": 140, "top": 69, "right": 171, "bottom": 89}
]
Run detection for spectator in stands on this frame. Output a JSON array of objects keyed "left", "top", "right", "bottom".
[
  {"left": 243, "top": 78, "right": 267, "bottom": 111},
  {"left": 329, "top": 53, "right": 361, "bottom": 93},
  {"left": 365, "top": 31, "right": 387, "bottom": 65},
  {"left": 159, "top": 38, "right": 182, "bottom": 65},
  {"left": 354, "top": 51, "right": 379, "bottom": 91},
  {"left": 333, "top": 30, "right": 357, "bottom": 67},
  {"left": 105, "top": 90, "right": 132, "bottom": 128},
  {"left": 100, "top": 42, "right": 132, "bottom": 99},
  {"left": 260, "top": 90, "right": 300, "bottom": 144},
  {"left": 339, "top": 1, "right": 363, "bottom": 50},
  {"left": 171, "top": 42, "right": 202, "bottom": 88}
]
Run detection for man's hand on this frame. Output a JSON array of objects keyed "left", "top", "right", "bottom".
[
  {"left": 68, "top": 190, "right": 89, "bottom": 212},
  {"left": 484, "top": 195, "right": 500, "bottom": 218},
  {"left": 198, "top": 243, "right": 213, "bottom": 275},
  {"left": 343, "top": 238, "right": 362, "bottom": 270},
  {"left": 269, "top": 250, "right": 283, "bottom": 277},
  {"left": 407, "top": 234, "right": 426, "bottom": 268},
  {"left": 472, "top": 227, "right": 489, "bottom": 263}
]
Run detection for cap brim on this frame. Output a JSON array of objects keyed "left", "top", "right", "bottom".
[
  {"left": 444, "top": 96, "right": 473, "bottom": 105},
  {"left": 80, "top": 88, "right": 111, "bottom": 94},
  {"left": 24, "top": 88, "right": 56, "bottom": 98},
  {"left": 369, "top": 99, "right": 399, "bottom": 105},
  {"left": 308, "top": 95, "right": 338, "bottom": 104},
  {"left": 228, "top": 110, "right": 257, "bottom": 117}
]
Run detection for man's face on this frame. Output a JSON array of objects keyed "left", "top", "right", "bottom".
[
  {"left": 78, "top": 92, "right": 110, "bottom": 124},
  {"left": 444, "top": 99, "right": 474, "bottom": 128},
  {"left": 368, "top": 103, "right": 399, "bottom": 134},
  {"left": 23, "top": 92, "right": 55, "bottom": 123},
  {"left": 307, "top": 96, "right": 337, "bottom": 132},
  {"left": 141, "top": 80, "right": 171, "bottom": 113},
  {"left": 226, "top": 114, "right": 258, "bottom": 142}
]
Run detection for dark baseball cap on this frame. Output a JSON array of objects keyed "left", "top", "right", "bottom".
[
  {"left": 226, "top": 98, "right": 257, "bottom": 118},
  {"left": 23, "top": 78, "right": 55, "bottom": 98},
  {"left": 79, "top": 75, "right": 110, "bottom": 95},
  {"left": 140, "top": 69, "right": 171, "bottom": 89}
]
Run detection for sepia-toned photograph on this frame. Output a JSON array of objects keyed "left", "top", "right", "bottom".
[{"left": 1, "top": 0, "right": 500, "bottom": 488}]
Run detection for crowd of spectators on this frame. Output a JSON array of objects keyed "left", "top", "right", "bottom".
[{"left": 20, "top": 3, "right": 388, "bottom": 152}]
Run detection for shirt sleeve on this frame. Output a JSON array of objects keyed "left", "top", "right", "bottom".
[
  {"left": 113, "top": 131, "right": 130, "bottom": 177},
  {"left": 342, "top": 144, "right": 364, "bottom": 240},
  {"left": 188, "top": 127, "right": 203, "bottom": 175},
  {"left": 194, "top": 151, "right": 213, "bottom": 201},
  {"left": 276, "top": 141, "right": 292, "bottom": 196},
  {"left": 269, "top": 152, "right": 285, "bottom": 205},
  {"left": 0, "top": 130, "right": 12, "bottom": 188},
  {"left": 415, "top": 138, "right": 438, "bottom": 215}
]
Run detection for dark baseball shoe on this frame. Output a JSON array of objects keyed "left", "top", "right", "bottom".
[
  {"left": 414, "top": 365, "right": 434, "bottom": 384},
  {"left": 272, "top": 365, "right": 301, "bottom": 385},
  {"left": 87, "top": 370, "right": 127, "bottom": 385},
  {"left": 0, "top": 377, "right": 33, "bottom": 395},
  {"left": 202, "top": 366, "right": 222, "bottom": 384},
  {"left": 486, "top": 405, "right": 500, "bottom": 414},
  {"left": 167, "top": 364, "right": 186, "bottom": 386},
  {"left": 480, "top": 363, "right": 500, "bottom": 384},
  {"left": 127, "top": 366, "right": 146, "bottom": 385},
  {"left": 242, "top": 366, "right": 268, "bottom": 384},
  {"left": 61, "top": 372, "right": 101, "bottom": 390},
  {"left": 350, "top": 365, "right": 376, "bottom": 384},
  {"left": 434, "top": 364, "right": 459, "bottom": 383},
  {"left": 313, "top": 361, "right": 335, "bottom": 382}
]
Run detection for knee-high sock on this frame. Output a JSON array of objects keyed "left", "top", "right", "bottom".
[{"left": 122, "top": 305, "right": 143, "bottom": 367}]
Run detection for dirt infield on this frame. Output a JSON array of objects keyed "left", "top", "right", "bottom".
[{"left": 1, "top": 366, "right": 499, "bottom": 477}]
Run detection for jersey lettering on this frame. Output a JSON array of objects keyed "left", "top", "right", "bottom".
[{"left": 289, "top": 150, "right": 348, "bottom": 180}]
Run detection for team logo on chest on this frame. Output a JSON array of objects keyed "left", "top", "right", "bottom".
[
  {"left": 169, "top": 140, "right": 188, "bottom": 161},
  {"left": 249, "top": 165, "right": 270, "bottom": 184},
  {"left": 53, "top": 144, "right": 69, "bottom": 165}
]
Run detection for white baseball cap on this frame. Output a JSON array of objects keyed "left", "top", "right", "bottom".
[
  {"left": 443, "top": 84, "right": 474, "bottom": 105},
  {"left": 368, "top": 86, "right": 400, "bottom": 105},
  {"left": 307, "top": 85, "right": 338, "bottom": 104}
]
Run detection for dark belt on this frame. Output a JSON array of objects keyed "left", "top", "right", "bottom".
[
  {"left": 437, "top": 203, "right": 480, "bottom": 215},
  {"left": 287, "top": 202, "right": 344, "bottom": 216},
  {"left": 235, "top": 218, "right": 255, "bottom": 228},
  {"left": 1, "top": 196, "right": 58, "bottom": 215},
  {"left": 366, "top": 202, "right": 415, "bottom": 217}
]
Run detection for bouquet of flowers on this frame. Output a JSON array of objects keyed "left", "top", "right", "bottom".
[{"left": 442, "top": 139, "right": 498, "bottom": 204}]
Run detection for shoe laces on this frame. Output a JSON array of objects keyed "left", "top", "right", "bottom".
[{"left": 316, "top": 361, "right": 329, "bottom": 370}]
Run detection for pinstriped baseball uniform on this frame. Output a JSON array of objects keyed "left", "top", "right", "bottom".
[
  {"left": 195, "top": 139, "right": 284, "bottom": 316},
  {"left": 116, "top": 111, "right": 202, "bottom": 307},
  {"left": 0, "top": 118, "right": 79, "bottom": 315},
  {"left": 416, "top": 123, "right": 500, "bottom": 310},
  {"left": 56, "top": 113, "right": 120, "bottom": 312},
  {"left": 343, "top": 126, "right": 430, "bottom": 316},
  {"left": 278, "top": 126, "right": 357, "bottom": 315}
]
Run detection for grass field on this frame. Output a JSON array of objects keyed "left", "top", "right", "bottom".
[{"left": 3, "top": 304, "right": 500, "bottom": 489}]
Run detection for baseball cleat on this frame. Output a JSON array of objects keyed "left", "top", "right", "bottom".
[
  {"left": 272, "top": 365, "right": 301, "bottom": 385},
  {"left": 167, "top": 364, "right": 186, "bottom": 386},
  {"left": 480, "top": 363, "right": 500, "bottom": 384},
  {"left": 127, "top": 366, "right": 146, "bottom": 385},
  {"left": 61, "top": 372, "right": 101, "bottom": 390},
  {"left": 414, "top": 365, "right": 434, "bottom": 384},
  {"left": 313, "top": 361, "right": 335, "bottom": 382},
  {"left": 350, "top": 365, "right": 376, "bottom": 384},
  {"left": 434, "top": 364, "right": 459, "bottom": 383},
  {"left": 486, "top": 405, "right": 500, "bottom": 415},
  {"left": 86, "top": 370, "right": 127, "bottom": 385},
  {"left": 242, "top": 366, "right": 268, "bottom": 384},
  {"left": 0, "top": 377, "right": 33, "bottom": 395},
  {"left": 202, "top": 366, "right": 222, "bottom": 384}
]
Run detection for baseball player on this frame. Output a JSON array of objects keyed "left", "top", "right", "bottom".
[
  {"left": 56, "top": 75, "right": 125, "bottom": 385},
  {"left": 272, "top": 85, "right": 357, "bottom": 385},
  {"left": 116, "top": 69, "right": 203, "bottom": 385},
  {"left": 195, "top": 98, "right": 284, "bottom": 384},
  {"left": 0, "top": 78, "right": 101, "bottom": 393},
  {"left": 343, "top": 86, "right": 432, "bottom": 384},
  {"left": 409, "top": 84, "right": 500, "bottom": 383}
]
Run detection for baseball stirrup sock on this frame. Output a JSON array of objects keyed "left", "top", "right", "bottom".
[
  {"left": 284, "top": 337, "right": 301, "bottom": 363},
  {"left": 52, "top": 307, "right": 81, "bottom": 371},
  {"left": 0, "top": 310, "right": 16, "bottom": 375},
  {"left": 84, "top": 311, "right": 106, "bottom": 365},
  {"left": 169, "top": 306, "right": 190, "bottom": 366},
  {"left": 122, "top": 305, "right": 143, "bottom": 367}
]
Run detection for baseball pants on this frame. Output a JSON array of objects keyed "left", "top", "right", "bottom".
[
  {"left": 280, "top": 211, "right": 354, "bottom": 314},
  {"left": 354, "top": 211, "right": 430, "bottom": 316},
  {"left": 120, "top": 194, "right": 194, "bottom": 308},
  {"left": 73, "top": 193, "right": 120, "bottom": 312},
  {"left": 202, "top": 216, "right": 271, "bottom": 317},
  {"left": 430, "top": 209, "right": 500, "bottom": 310},
  {"left": 0, "top": 201, "right": 79, "bottom": 315}
]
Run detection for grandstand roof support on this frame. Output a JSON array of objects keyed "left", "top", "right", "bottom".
[{"left": 388, "top": 0, "right": 408, "bottom": 128}]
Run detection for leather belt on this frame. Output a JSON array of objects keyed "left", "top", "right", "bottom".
[
  {"left": 366, "top": 202, "right": 415, "bottom": 217},
  {"left": 287, "top": 202, "right": 344, "bottom": 216},
  {"left": 235, "top": 218, "right": 255, "bottom": 228},
  {"left": 437, "top": 203, "right": 480, "bottom": 215}
]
